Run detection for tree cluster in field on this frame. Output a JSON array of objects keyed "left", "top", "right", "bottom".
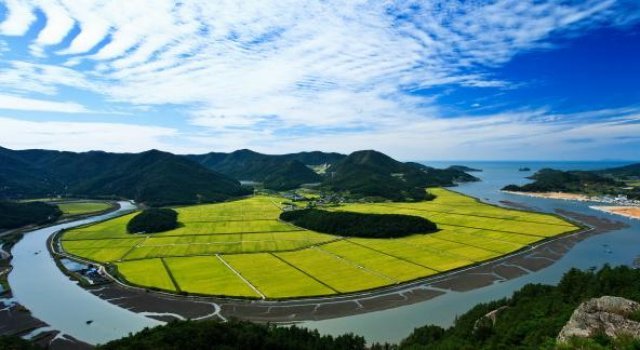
[
  {"left": 0, "top": 201, "right": 62, "bottom": 230},
  {"left": 127, "top": 209, "right": 178, "bottom": 234},
  {"left": 280, "top": 209, "right": 437, "bottom": 238}
]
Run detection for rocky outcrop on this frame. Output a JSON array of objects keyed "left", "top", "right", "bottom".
[
  {"left": 474, "top": 305, "right": 508, "bottom": 331},
  {"left": 557, "top": 296, "right": 640, "bottom": 342}
]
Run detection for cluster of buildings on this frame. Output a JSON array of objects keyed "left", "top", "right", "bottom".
[{"left": 591, "top": 194, "right": 640, "bottom": 206}]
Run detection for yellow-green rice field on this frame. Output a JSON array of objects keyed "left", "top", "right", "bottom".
[{"left": 60, "top": 189, "right": 580, "bottom": 299}]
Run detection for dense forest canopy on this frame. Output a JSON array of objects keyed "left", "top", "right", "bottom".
[
  {"left": 97, "top": 320, "right": 367, "bottom": 350},
  {"left": 1, "top": 146, "right": 479, "bottom": 203},
  {"left": 127, "top": 209, "right": 179, "bottom": 234},
  {"left": 0, "top": 201, "right": 62, "bottom": 230},
  {"left": 280, "top": 209, "right": 438, "bottom": 238},
  {"left": 398, "top": 265, "right": 640, "bottom": 350},
  {"left": 325, "top": 151, "right": 477, "bottom": 202},
  {"left": 0, "top": 147, "right": 249, "bottom": 206},
  {"left": 187, "top": 149, "right": 350, "bottom": 191}
]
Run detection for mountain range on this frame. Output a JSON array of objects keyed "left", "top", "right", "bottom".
[
  {"left": 0, "top": 147, "right": 248, "bottom": 206},
  {"left": 0, "top": 146, "right": 478, "bottom": 205}
]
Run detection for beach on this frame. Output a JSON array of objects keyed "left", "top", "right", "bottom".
[
  {"left": 503, "top": 191, "right": 590, "bottom": 201},
  {"left": 589, "top": 206, "right": 640, "bottom": 220}
]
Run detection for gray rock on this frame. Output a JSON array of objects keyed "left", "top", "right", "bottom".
[{"left": 557, "top": 296, "right": 640, "bottom": 343}]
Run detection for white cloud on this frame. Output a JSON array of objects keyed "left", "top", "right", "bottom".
[
  {"left": 0, "top": 94, "right": 90, "bottom": 113},
  {"left": 0, "top": 1, "right": 638, "bottom": 159},
  {"left": 0, "top": 116, "right": 177, "bottom": 152},
  {"left": 0, "top": 0, "right": 36, "bottom": 36},
  {"left": 31, "top": 0, "right": 75, "bottom": 53},
  {"left": 0, "top": 61, "right": 93, "bottom": 95}
]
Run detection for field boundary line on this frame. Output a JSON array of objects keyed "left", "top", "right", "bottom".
[
  {"left": 313, "top": 246, "right": 398, "bottom": 284},
  {"left": 375, "top": 203, "right": 576, "bottom": 227},
  {"left": 438, "top": 230, "right": 535, "bottom": 248},
  {"left": 425, "top": 236, "right": 511, "bottom": 256},
  {"left": 216, "top": 254, "right": 266, "bottom": 299},
  {"left": 270, "top": 253, "right": 340, "bottom": 294},
  {"left": 345, "top": 240, "right": 441, "bottom": 273},
  {"left": 389, "top": 237, "right": 481, "bottom": 263},
  {"left": 429, "top": 222, "right": 550, "bottom": 238},
  {"left": 160, "top": 258, "right": 181, "bottom": 293},
  {"left": 118, "top": 236, "right": 148, "bottom": 261}
]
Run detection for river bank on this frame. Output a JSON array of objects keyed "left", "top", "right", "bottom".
[
  {"left": 50, "top": 206, "right": 624, "bottom": 327},
  {"left": 590, "top": 206, "right": 640, "bottom": 220},
  {"left": 503, "top": 190, "right": 591, "bottom": 201}
]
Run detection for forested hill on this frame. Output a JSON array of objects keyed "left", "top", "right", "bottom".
[
  {"left": 325, "top": 150, "right": 478, "bottom": 201},
  {"left": 0, "top": 201, "right": 62, "bottom": 230},
  {"left": 187, "top": 149, "right": 345, "bottom": 190},
  {"left": 0, "top": 146, "right": 480, "bottom": 203},
  {"left": 502, "top": 164, "right": 640, "bottom": 199},
  {"left": 0, "top": 147, "right": 248, "bottom": 206},
  {"left": 595, "top": 163, "right": 640, "bottom": 179}
]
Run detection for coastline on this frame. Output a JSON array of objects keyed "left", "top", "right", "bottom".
[
  {"left": 502, "top": 190, "right": 590, "bottom": 201},
  {"left": 589, "top": 206, "right": 640, "bottom": 221}
]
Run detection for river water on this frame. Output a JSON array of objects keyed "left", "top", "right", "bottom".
[
  {"left": 302, "top": 161, "right": 640, "bottom": 344},
  {"left": 7, "top": 162, "right": 639, "bottom": 345},
  {"left": 7, "top": 202, "right": 162, "bottom": 345}
]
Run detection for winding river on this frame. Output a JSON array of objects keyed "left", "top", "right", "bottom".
[
  {"left": 303, "top": 161, "right": 640, "bottom": 343},
  {"left": 7, "top": 202, "right": 162, "bottom": 345},
  {"left": 7, "top": 161, "right": 640, "bottom": 345}
]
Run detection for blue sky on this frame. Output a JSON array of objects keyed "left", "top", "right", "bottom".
[{"left": 0, "top": 1, "right": 639, "bottom": 160}]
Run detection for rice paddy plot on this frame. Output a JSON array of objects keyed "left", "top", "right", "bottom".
[
  {"left": 59, "top": 189, "right": 580, "bottom": 299},
  {"left": 115, "top": 258, "right": 176, "bottom": 291},
  {"left": 319, "top": 240, "right": 436, "bottom": 281},
  {"left": 222, "top": 253, "right": 335, "bottom": 298},
  {"left": 276, "top": 248, "right": 394, "bottom": 292},
  {"left": 164, "top": 256, "right": 260, "bottom": 297}
]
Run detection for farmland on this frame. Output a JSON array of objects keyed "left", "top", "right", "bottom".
[
  {"left": 60, "top": 189, "right": 580, "bottom": 299},
  {"left": 56, "top": 201, "right": 114, "bottom": 216}
]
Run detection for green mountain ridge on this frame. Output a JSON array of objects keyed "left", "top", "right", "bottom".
[
  {"left": 0, "top": 146, "right": 479, "bottom": 203},
  {"left": 0, "top": 148, "right": 248, "bottom": 206},
  {"left": 325, "top": 150, "right": 478, "bottom": 201},
  {"left": 187, "top": 149, "right": 344, "bottom": 190}
]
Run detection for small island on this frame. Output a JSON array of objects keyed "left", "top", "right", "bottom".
[{"left": 503, "top": 164, "right": 640, "bottom": 219}]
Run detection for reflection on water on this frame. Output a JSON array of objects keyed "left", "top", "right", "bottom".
[{"left": 302, "top": 161, "right": 640, "bottom": 344}]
